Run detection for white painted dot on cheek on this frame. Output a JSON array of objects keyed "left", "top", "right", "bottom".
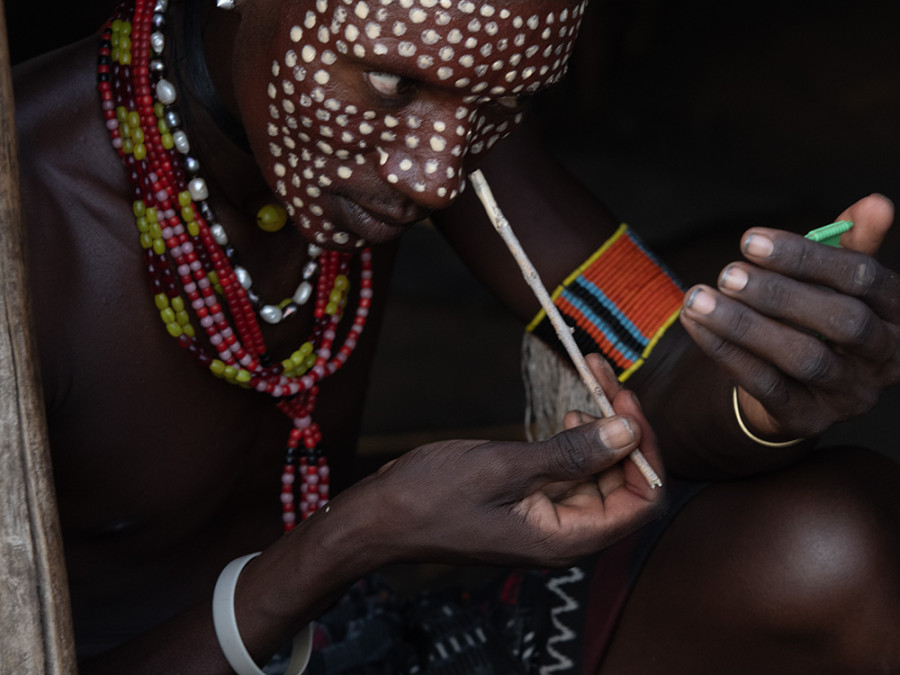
[
  {"left": 314, "top": 70, "right": 330, "bottom": 85},
  {"left": 399, "top": 158, "right": 413, "bottom": 171},
  {"left": 290, "top": 26, "right": 303, "bottom": 42},
  {"left": 430, "top": 136, "right": 446, "bottom": 152},
  {"left": 302, "top": 45, "right": 317, "bottom": 62},
  {"left": 410, "top": 8, "right": 427, "bottom": 23},
  {"left": 354, "top": 1, "right": 369, "bottom": 19},
  {"left": 337, "top": 166, "right": 353, "bottom": 179}
]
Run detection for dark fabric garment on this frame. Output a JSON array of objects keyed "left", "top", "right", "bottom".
[{"left": 265, "top": 480, "right": 708, "bottom": 675}]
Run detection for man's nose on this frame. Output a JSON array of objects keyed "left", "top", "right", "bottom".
[{"left": 375, "top": 115, "right": 471, "bottom": 210}]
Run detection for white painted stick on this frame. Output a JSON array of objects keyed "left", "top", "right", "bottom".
[{"left": 469, "top": 170, "right": 662, "bottom": 489}]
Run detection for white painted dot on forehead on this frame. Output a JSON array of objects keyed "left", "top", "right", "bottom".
[
  {"left": 304, "top": 11, "right": 317, "bottom": 28},
  {"left": 271, "top": 61, "right": 280, "bottom": 78},
  {"left": 399, "top": 41, "right": 416, "bottom": 57},
  {"left": 290, "top": 26, "right": 303, "bottom": 42}
]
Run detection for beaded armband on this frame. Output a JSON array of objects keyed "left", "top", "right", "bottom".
[{"left": 526, "top": 225, "right": 684, "bottom": 382}]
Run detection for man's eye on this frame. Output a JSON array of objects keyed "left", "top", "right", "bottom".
[
  {"left": 494, "top": 95, "right": 522, "bottom": 110},
  {"left": 364, "top": 71, "right": 412, "bottom": 98}
]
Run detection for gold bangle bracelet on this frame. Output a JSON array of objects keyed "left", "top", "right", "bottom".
[{"left": 732, "top": 386, "right": 805, "bottom": 448}]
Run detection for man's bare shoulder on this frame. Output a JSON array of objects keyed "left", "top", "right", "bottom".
[
  {"left": 15, "top": 36, "right": 141, "bottom": 403},
  {"left": 15, "top": 35, "right": 128, "bottom": 223}
]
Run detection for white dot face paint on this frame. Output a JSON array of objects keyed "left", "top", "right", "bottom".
[{"left": 238, "top": 0, "right": 587, "bottom": 249}]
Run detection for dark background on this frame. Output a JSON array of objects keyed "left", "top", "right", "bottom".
[{"left": 7, "top": 0, "right": 899, "bottom": 462}]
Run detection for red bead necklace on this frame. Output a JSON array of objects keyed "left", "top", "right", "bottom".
[{"left": 97, "top": 0, "right": 373, "bottom": 530}]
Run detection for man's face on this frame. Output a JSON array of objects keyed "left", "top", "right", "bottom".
[{"left": 233, "top": 0, "right": 586, "bottom": 249}]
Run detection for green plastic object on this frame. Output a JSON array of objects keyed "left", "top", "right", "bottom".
[{"left": 804, "top": 220, "right": 854, "bottom": 247}]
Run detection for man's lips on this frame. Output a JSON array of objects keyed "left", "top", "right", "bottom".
[{"left": 335, "top": 194, "right": 429, "bottom": 242}]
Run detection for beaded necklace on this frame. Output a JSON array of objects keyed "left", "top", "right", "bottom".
[{"left": 97, "top": 0, "right": 373, "bottom": 530}]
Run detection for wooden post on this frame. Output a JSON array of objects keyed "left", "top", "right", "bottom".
[{"left": 0, "top": 1, "right": 77, "bottom": 671}]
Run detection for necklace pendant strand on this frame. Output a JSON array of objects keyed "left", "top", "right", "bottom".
[{"left": 98, "top": 0, "right": 373, "bottom": 530}]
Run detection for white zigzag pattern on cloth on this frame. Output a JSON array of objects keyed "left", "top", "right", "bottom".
[{"left": 539, "top": 566, "right": 585, "bottom": 675}]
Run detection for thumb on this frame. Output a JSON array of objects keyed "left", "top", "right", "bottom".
[
  {"left": 836, "top": 193, "right": 894, "bottom": 256},
  {"left": 536, "top": 415, "right": 639, "bottom": 483}
]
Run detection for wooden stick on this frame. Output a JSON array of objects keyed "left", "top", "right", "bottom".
[
  {"left": 0, "top": 3, "right": 77, "bottom": 670},
  {"left": 470, "top": 170, "right": 662, "bottom": 489}
]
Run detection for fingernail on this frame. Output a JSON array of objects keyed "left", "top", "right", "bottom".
[
  {"left": 685, "top": 288, "right": 716, "bottom": 314},
  {"left": 719, "top": 265, "right": 748, "bottom": 291},
  {"left": 743, "top": 233, "right": 774, "bottom": 258},
  {"left": 599, "top": 417, "right": 634, "bottom": 449}
]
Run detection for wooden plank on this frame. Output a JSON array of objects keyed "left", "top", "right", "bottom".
[{"left": 0, "top": 1, "right": 77, "bottom": 671}]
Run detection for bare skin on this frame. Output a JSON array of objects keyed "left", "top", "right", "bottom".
[{"left": 13, "top": 0, "right": 900, "bottom": 672}]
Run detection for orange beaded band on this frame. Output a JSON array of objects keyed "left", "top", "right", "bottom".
[{"left": 527, "top": 225, "right": 683, "bottom": 382}]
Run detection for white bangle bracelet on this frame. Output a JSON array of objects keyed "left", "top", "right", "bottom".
[
  {"left": 212, "top": 552, "right": 313, "bottom": 675},
  {"left": 732, "top": 386, "right": 805, "bottom": 448}
]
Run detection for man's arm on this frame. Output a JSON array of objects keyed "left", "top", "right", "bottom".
[{"left": 434, "top": 125, "right": 900, "bottom": 479}]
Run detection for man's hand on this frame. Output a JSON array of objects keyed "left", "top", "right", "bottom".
[
  {"left": 680, "top": 193, "right": 899, "bottom": 441},
  {"left": 353, "top": 376, "right": 663, "bottom": 569}
]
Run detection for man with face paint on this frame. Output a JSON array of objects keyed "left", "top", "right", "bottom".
[{"left": 11, "top": 0, "right": 900, "bottom": 671}]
